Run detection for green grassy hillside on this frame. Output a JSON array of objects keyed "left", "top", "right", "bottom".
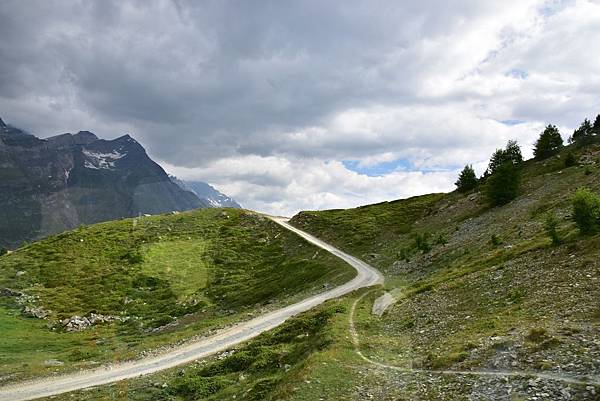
[
  {"left": 6, "top": 144, "right": 600, "bottom": 400},
  {"left": 0, "top": 208, "right": 355, "bottom": 382},
  {"left": 286, "top": 143, "right": 600, "bottom": 399},
  {"left": 28, "top": 144, "right": 600, "bottom": 401}
]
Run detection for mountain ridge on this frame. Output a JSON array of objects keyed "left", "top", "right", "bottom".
[{"left": 0, "top": 117, "right": 208, "bottom": 249}]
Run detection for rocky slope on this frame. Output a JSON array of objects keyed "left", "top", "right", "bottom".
[{"left": 0, "top": 117, "right": 207, "bottom": 249}]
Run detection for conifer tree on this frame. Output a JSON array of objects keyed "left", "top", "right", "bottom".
[
  {"left": 455, "top": 164, "right": 478, "bottom": 192},
  {"left": 533, "top": 124, "right": 563, "bottom": 159}
]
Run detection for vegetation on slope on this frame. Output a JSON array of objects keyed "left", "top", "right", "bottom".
[
  {"left": 40, "top": 290, "right": 600, "bottom": 401},
  {"left": 289, "top": 141, "right": 600, "bottom": 399},
  {"left": 30, "top": 134, "right": 600, "bottom": 401},
  {"left": 0, "top": 208, "right": 355, "bottom": 381}
]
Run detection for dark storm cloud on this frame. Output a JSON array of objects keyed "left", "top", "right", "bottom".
[
  {"left": 2, "top": 0, "right": 600, "bottom": 214},
  {"left": 0, "top": 0, "right": 523, "bottom": 163}
]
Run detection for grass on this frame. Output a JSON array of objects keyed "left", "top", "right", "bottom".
[
  {"left": 38, "top": 297, "right": 358, "bottom": 401},
  {"left": 290, "top": 143, "right": 600, "bottom": 382},
  {"left": 141, "top": 239, "right": 209, "bottom": 301},
  {"left": 0, "top": 208, "right": 355, "bottom": 381},
  {"left": 8, "top": 142, "right": 600, "bottom": 400}
]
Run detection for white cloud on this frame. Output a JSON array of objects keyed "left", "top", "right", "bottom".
[
  {"left": 164, "top": 156, "right": 457, "bottom": 216},
  {"left": 2, "top": 0, "right": 600, "bottom": 215}
]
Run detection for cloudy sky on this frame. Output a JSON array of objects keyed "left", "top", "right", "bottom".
[{"left": 1, "top": 1, "right": 600, "bottom": 215}]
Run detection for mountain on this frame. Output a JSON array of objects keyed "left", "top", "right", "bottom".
[
  {"left": 0, "top": 117, "right": 208, "bottom": 249},
  {"left": 169, "top": 175, "right": 242, "bottom": 208}
]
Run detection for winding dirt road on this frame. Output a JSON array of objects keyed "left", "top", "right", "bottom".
[{"left": 0, "top": 216, "right": 384, "bottom": 401}]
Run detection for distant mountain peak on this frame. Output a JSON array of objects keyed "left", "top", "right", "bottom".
[
  {"left": 169, "top": 176, "right": 242, "bottom": 209},
  {"left": 0, "top": 117, "right": 5, "bottom": 127},
  {"left": 74, "top": 131, "right": 99, "bottom": 142}
]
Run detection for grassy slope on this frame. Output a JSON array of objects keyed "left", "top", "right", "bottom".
[
  {"left": 286, "top": 144, "right": 600, "bottom": 396},
  {"left": 30, "top": 144, "right": 600, "bottom": 401},
  {"left": 0, "top": 208, "right": 355, "bottom": 382}
]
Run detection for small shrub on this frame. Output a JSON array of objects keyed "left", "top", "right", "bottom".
[
  {"left": 170, "top": 376, "right": 232, "bottom": 399},
  {"left": 490, "top": 234, "right": 502, "bottom": 246},
  {"left": 414, "top": 232, "right": 431, "bottom": 253},
  {"left": 435, "top": 233, "right": 448, "bottom": 245},
  {"left": 0, "top": 248, "right": 7, "bottom": 257},
  {"left": 414, "top": 283, "right": 434, "bottom": 294},
  {"left": 398, "top": 248, "right": 411, "bottom": 262},
  {"left": 120, "top": 250, "right": 143, "bottom": 264},
  {"left": 572, "top": 188, "right": 600, "bottom": 234},
  {"left": 525, "top": 327, "right": 548, "bottom": 343},
  {"left": 564, "top": 152, "right": 577, "bottom": 167},
  {"left": 584, "top": 166, "right": 593, "bottom": 176},
  {"left": 544, "top": 212, "right": 560, "bottom": 245}
]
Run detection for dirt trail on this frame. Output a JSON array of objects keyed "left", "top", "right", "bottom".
[
  {"left": 0, "top": 217, "right": 383, "bottom": 401},
  {"left": 349, "top": 291, "right": 600, "bottom": 387}
]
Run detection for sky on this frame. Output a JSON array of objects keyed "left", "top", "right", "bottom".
[{"left": 1, "top": 0, "right": 600, "bottom": 216}]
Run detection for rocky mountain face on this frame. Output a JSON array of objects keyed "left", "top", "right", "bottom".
[
  {"left": 0, "top": 117, "right": 207, "bottom": 249},
  {"left": 169, "top": 176, "right": 242, "bottom": 208}
]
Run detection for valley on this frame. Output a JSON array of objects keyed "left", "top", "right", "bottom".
[{"left": 4, "top": 141, "right": 597, "bottom": 400}]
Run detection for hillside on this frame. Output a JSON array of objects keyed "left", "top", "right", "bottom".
[
  {"left": 0, "top": 208, "right": 355, "bottom": 382},
  {"left": 286, "top": 142, "right": 600, "bottom": 399},
  {"left": 0, "top": 117, "right": 207, "bottom": 249},
  {"left": 34, "top": 144, "right": 600, "bottom": 401}
]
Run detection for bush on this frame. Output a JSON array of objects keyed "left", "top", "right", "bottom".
[
  {"left": 0, "top": 248, "right": 7, "bottom": 257},
  {"left": 564, "top": 152, "right": 578, "bottom": 167},
  {"left": 490, "top": 234, "right": 502, "bottom": 246},
  {"left": 526, "top": 328, "right": 548, "bottom": 343},
  {"left": 544, "top": 212, "right": 560, "bottom": 245},
  {"left": 455, "top": 164, "right": 478, "bottom": 192},
  {"left": 414, "top": 232, "right": 431, "bottom": 253},
  {"left": 485, "top": 162, "right": 522, "bottom": 206},
  {"left": 572, "top": 188, "right": 600, "bottom": 234},
  {"left": 170, "top": 376, "right": 232, "bottom": 399},
  {"left": 534, "top": 124, "right": 563, "bottom": 159}
]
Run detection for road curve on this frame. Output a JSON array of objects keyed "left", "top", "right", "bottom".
[{"left": 0, "top": 216, "right": 383, "bottom": 401}]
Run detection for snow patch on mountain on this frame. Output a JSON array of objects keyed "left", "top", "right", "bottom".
[{"left": 82, "top": 148, "right": 127, "bottom": 170}]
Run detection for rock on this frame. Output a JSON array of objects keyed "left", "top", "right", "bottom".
[
  {"left": 372, "top": 289, "right": 403, "bottom": 317},
  {"left": 16, "top": 271, "right": 26, "bottom": 277},
  {"left": 62, "top": 313, "right": 127, "bottom": 331},
  {"left": 44, "top": 359, "right": 64, "bottom": 366},
  {"left": 1, "top": 288, "right": 23, "bottom": 297},
  {"left": 23, "top": 306, "right": 50, "bottom": 319}
]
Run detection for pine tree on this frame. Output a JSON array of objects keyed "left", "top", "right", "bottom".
[
  {"left": 570, "top": 119, "right": 594, "bottom": 145},
  {"left": 486, "top": 140, "right": 523, "bottom": 176},
  {"left": 455, "top": 164, "right": 478, "bottom": 192},
  {"left": 533, "top": 124, "right": 563, "bottom": 159},
  {"left": 486, "top": 161, "right": 522, "bottom": 206},
  {"left": 593, "top": 114, "right": 600, "bottom": 136}
]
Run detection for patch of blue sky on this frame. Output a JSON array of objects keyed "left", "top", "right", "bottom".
[
  {"left": 500, "top": 119, "right": 527, "bottom": 126},
  {"left": 342, "top": 159, "right": 458, "bottom": 177},
  {"left": 505, "top": 68, "right": 529, "bottom": 79}
]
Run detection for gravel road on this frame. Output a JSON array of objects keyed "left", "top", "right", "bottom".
[{"left": 0, "top": 216, "right": 383, "bottom": 401}]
